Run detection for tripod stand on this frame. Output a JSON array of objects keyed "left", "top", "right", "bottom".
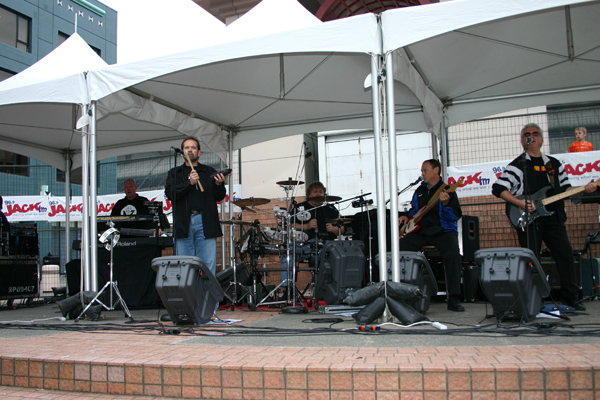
[{"left": 76, "top": 225, "right": 133, "bottom": 322}]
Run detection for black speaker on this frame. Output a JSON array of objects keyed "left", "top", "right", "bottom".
[
  {"left": 476, "top": 247, "right": 550, "bottom": 322},
  {"left": 0, "top": 256, "right": 39, "bottom": 300},
  {"left": 216, "top": 262, "right": 251, "bottom": 303},
  {"left": 152, "top": 256, "right": 225, "bottom": 325},
  {"left": 461, "top": 215, "right": 479, "bottom": 263},
  {"left": 375, "top": 251, "right": 438, "bottom": 313},
  {"left": 540, "top": 252, "right": 582, "bottom": 298},
  {"left": 65, "top": 259, "right": 81, "bottom": 297},
  {"left": 315, "top": 241, "right": 365, "bottom": 305}
]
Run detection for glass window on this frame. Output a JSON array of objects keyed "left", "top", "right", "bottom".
[
  {"left": 0, "top": 151, "right": 29, "bottom": 177},
  {"left": 0, "top": 5, "right": 30, "bottom": 52}
]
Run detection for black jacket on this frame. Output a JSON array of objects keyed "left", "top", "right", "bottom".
[{"left": 165, "top": 163, "right": 226, "bottom": 239}]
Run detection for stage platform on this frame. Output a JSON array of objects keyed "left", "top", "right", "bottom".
[{"left": 0, "top": 298, "right": 599, "bottom": 399}]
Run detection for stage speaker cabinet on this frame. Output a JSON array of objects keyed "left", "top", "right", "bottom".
[
  {"left": 376, "top": 251, "right": 439, "bottom": 314},
  {"left": 540, "top": 252, "right": 582, "bottom": 295},
  {"left": 9, "top": 223, "right": 39, "bottom": 257},
  {"left": 0, "top": 256, "right": 39, "bottom": 300},
  {"left": 581, "top": 257, "right": 600, "bottom": 298},
  {"left": 476, "top": 247, "right": 550, "bottom": 322},
  {"left": 315, "top": 241, "right": 365, "bottom": 305},
  {"left": 461, "top": 215, "right": 480, "bottom": 263},
  {"left": 152, "top": 256, "right": 225, "bottom": 325},
  {"left": 216, "top": 262, "right": 251, "bottom": 304}
]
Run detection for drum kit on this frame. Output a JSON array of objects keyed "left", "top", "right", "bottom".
[{"left": 219, "top": 178, "right": 356, "bottom": 311}]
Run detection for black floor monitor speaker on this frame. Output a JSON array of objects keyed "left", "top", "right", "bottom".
[
  {"left": 540, "top": 252, "right": 582, "bottom": 300},
  {"left": 461, "top": 215, "right": 479, "bottom": 263},
  {"left": 375, "top": 251, "right": 439, "bottom": 313},
  {"left": 152, "top": 256, "right": 225, "bottom": 325},
  {"left": 315, "top": 241, "right": 365, "bottom": 305},
  {"left": 476, "top": 247, "right": 550, "bottom": 322},
  {"left": 216, "top": 262, "right": 252, "bottom": 303}
]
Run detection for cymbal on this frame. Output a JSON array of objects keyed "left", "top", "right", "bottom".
[
  {"left": 220, "top": 219, "right": 252, "bottom": 226},
  {"left": 233, "top": 197, "right": 270, "bottom": 208},
  {"left": 326, "top": 218, "right": 354, "bottom": 225},
  {"left": 276, "top": 178, "right": 304, "bottom": 186},
  {"left": 310, "top": 195, "right": 342, "bottom": 203}
]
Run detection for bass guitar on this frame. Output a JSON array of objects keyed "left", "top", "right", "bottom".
[
  {"left": 400, "top": 178, "right": 464, "bottom": 237},
  {"left": 507, "top": 180, "right": 600, "bottom": 229}
]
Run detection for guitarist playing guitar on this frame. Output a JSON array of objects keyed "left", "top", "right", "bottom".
[
  {"left": 398, "top": 159, "right": 465, "bottom": 312},
  {"left": 492, "top": 123, "right": 598, "bottom": 312}
]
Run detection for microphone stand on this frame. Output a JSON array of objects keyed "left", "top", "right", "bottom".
[
  {"left": 170, "top": 148, "right": 179, "bottom": 254},
  {"left": 387, "top": 177, "right": 422, "bottom": 205},
  {"left": 353, "top": 194, "right": 375, "bottom": 284}
]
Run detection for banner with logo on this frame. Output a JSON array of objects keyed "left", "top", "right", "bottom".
[
  {"left": 3, "top": 185, "right": 243, "bottom": 222},
  {"left": 447, "top": 150, "right": 600, "bottom": 199}
]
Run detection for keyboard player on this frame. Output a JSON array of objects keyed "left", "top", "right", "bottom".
[
  {"left": 111, "top": 179, "right": 150, "bottom": 217},
  {"left": 109, "top": 178, "right": 166, "bottom": 236}
]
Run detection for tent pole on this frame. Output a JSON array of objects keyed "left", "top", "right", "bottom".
[
  {"left": 64, "top": 154, "right": 71, "bottom": 265},
  {"left": 440, "top": 117, "right": 449, "bottom": 179},
  {"left": 370, "top": 54, "right": 387, "bottom": 282},
  {"left": 228, "top": 134, "right": 234, "bottom": 270},
  {"left": 385, "top": 51, "right": 400, "bottom": 282},
  {"left": 219, "top": 156, "right": 226, "bottom": 271},
  {"left": 89, "top": 101, "right": 98, "bottom": 291},
  {"left": 81, "top": 105, "right": 90, "bottom": 291}
]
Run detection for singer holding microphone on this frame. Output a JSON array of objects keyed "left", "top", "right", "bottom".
[
  {"left": 492, "top": 123, "right": 597, "bottom": 311},
  {"left": 165, "top": 136, "right": 229, "bottom": 279},
  {"left": 398, "top": 159, "right": 465, "bottom": 312}
]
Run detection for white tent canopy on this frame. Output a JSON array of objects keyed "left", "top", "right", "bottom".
[
  {"left": 382, "top": 0, "right": 600, "bottom": 133},
  {"left": 87, "top": 7, "right": 381, "bottom": 150},
  {"left": 0, "top": 34, "right": 228, "bottom": 169}
]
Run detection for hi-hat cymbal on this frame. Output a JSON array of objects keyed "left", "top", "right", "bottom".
[
  {"left": 310, "top": 195, "right": 342, "bottom": 203},
  {"left": 326, "top": 218, "right": 354, "bottom": 225},
  {"left": 220, "top": 219, "right": 252, "bottom": 226},
  {"left": 276, "top": 178, "right": 304, "bottom": 186},
  {"left": 233, "top": 197, "right": 270, "bottom": 208}
]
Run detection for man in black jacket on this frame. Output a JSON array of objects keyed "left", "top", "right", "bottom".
[
  {"left": 492, "top": 123, "right": 597, "bottom": 311},
  {"left": 165, "top": 137, "right": 228, "bottom": 276},
  {"left": 398, "top": 159, "right": 464, "bottom": 312}
]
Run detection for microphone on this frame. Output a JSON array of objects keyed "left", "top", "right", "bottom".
[
  {"left": 171, "top": 146, "right": 184, "bottom": 155},
  {"left": 411, "top": 176, "right": 423, "bottom": 185},
  {"left": 526, "top": 137, "right": 533, "bottom": 144}
]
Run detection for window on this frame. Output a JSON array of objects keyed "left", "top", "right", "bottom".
[
  {"left": 0, "top": 5, "right": 31, "bottom": 52},
  {"left": 58, "top": 32, "right": 101, "bottom": 56},
  {"left": 0, "top": 151, "right": 29, "bottom": 177}
]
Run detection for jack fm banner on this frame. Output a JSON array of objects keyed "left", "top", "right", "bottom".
[{"left": 3, "top": 184, "right": 243, "bottom": 222}]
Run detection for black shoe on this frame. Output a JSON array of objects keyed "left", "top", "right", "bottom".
[
  {"left": 447, "top": 296, "right": 465, "bottom": 312},
  {"left": 568, "top": 301, "right": 586, "bottom": 311}
]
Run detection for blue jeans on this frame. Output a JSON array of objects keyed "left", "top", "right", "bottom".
[{"left": 176, "top": 214, "right": 217, "bottom": 277}]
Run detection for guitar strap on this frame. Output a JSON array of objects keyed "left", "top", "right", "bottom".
[
  {"left": 426, "top": 182, "right": 448, "bottom": 206},
  {"left": 544, "top": 160, "right": 556, "bottom": 186}
]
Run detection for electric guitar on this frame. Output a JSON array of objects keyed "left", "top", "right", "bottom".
[
  {"left": 507, "top": 180, "right": 600, "bottom": 229},
  {"left": 400, "top": 178, "right": 464, "bottom": 237}
]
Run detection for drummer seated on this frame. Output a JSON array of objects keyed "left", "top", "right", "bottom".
[{"left": 279, "top": 181, "right": 344, "bottom": 288}]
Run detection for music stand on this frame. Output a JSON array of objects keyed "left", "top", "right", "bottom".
[{"left": 75, "top": 223, "right": 133, "bottom": 322}]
